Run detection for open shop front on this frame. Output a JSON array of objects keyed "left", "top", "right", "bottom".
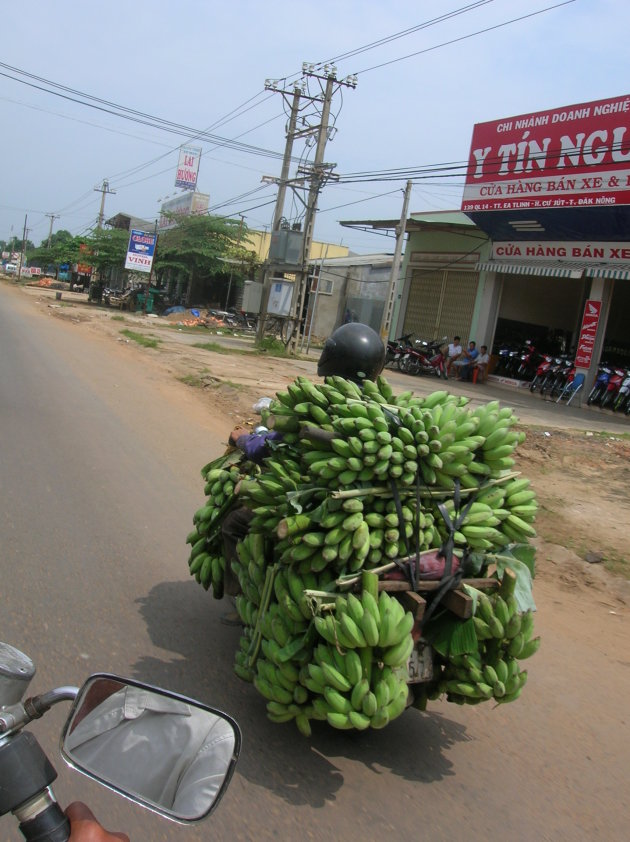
[
  {"left": 488, "top": 261, "right": 630, "bottom": 367},
  {"left": 463, "top": 92, "right": 630, "bottom": 393}
]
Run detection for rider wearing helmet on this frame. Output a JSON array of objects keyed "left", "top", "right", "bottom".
[{"left": 317, "top": 322, "right": 386, "bottom": 382}]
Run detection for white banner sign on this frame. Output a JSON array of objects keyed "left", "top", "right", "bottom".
[
  {"left": 175, "top": 145, "right": 202, "bottom": 190},
  {"left": 492, "top": 240, "right": 630, "bottom": 264}
]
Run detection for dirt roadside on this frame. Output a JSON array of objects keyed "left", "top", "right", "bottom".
[{"left": 15, "top": 282, "right": 630, "bottom": 612}]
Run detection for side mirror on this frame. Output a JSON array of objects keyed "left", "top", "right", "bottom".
[{"left": 60, "top": 675, "right": 241, "bottom": 824}]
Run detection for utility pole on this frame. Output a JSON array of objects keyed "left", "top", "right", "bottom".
[
  {"left": 45, "top": 213, "right": 59, "bottom": 248},
  {"left": 288, "top": 73, "right": 337, "bottom": 353},
  {"left": 256, "top": 65, "right": 357, "bottom": 350},
  {"left": 94, "top": 179, "right": 116, "bottom": 229},
  {"left": 225, "top": 214, "right": 246, "bottom": 310},
  {"left": 380, "top": 179, "right": 413, "bottom": 344},
  {"left": 256, "top": 84, "right": 302, "bottom": 343},
  {"left": 16, "top": 214, "right": 28, "bottom": 282}
]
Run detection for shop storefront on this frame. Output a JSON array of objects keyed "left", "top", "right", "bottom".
[
  {"left": 463, "top": 92, "right": 630, "bottom": 389},
  {"left": 341, "top": 94, "right": 630, "bottom": 393}
]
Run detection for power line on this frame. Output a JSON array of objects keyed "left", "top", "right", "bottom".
[
  {"left": 0, "top": 62, "right": 294, "bottom": 163},
  {"left": 353, "top": 1, "right": 576, "bottom": 74},
  {"left": 318, "top": 1, "right": 495, "bottom": 65}
]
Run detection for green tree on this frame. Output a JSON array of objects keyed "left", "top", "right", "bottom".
[
  {"left": 27, "top": 230, "right": 78, "bottom": 274},
  {"left": 81, "top": 229, "right": 130, "bottom": 277},
  {"left": 154, "top": 214, "right": 258, "bottom": 297}
]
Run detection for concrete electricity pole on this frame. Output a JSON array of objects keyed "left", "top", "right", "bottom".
[
  {"left": 288, "top": 72, "right": 339, "bottom": 352},
  {"left": 256, "top": 84, "right": 302, "bottom": 343},
  {"left": 45, "top": 213, "right": 60, "bottom": 248},
  {"left": 256, "top": 65, "right": 357, "bottom": 350},
  {"left": 16, "top": 214, "right": 28, "bottom": 282},
  {"left": 380, "top": 179, "right": 413, "bottom": 343},
  {"left": 95, "top": 179, "right": 116, "bottom": 229}
]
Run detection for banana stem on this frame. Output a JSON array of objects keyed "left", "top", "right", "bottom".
[
  {"left": 361, "top": 570, "right": 379, "bottom": 600},
  {"left": 335, "top": 563, "right": 397, "bottom": 589},
  {"left": 329, "top": 472, "right": 522, "bottom": 501},
  {"left": 247, "top": 563, "right": 277, "bottom": 667},
  {"left": 499, "top": 566, "right": 517, "bottom": 599}
]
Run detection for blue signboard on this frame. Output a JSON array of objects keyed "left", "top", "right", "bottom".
[{"left": 124, "top": 229, "right": 157, "bottom": 274}]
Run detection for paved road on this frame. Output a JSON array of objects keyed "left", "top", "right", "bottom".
[{"left": 1, "top": 283, "right": 628, "bottom": 841}]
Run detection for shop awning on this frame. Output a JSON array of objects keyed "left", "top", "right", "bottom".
[
  {"left": 585, "top": 265, "right": 630, "bottom": 280},
  {"left": 476, "top": 260, "right": 586, "bottom": 278}
]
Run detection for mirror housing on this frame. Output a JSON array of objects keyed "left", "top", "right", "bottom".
[{"left": 60, "top": 675, "right": 241, "bottom": 824}]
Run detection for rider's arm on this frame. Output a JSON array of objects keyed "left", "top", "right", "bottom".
[{"left": 229, "top": 427, "right": 281, "bottom": 463}]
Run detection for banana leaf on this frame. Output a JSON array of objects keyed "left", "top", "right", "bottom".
[{"left": 422, "top": 612, "right": 478, "bottom": 657}]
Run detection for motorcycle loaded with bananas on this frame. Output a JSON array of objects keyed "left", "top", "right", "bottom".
[{"left": 186, "top": 324, "right": 540, "bottom": 736}]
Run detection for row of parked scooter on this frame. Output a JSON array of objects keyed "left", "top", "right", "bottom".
[
  {"left": 494, "top": 340, "right": 630, "bottom": 413},
  {"left": 385, "top": 334, "right": 449, "bottom": 378},
  {"left": 585, "top": 362, "right": 630, "bottom": 413}
]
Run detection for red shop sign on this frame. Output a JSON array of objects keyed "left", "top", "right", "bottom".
[{"left": 574, "top": 299, "right": 602, "bottom": 368}]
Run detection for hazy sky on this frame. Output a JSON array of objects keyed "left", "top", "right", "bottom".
[{"left": 1, "top": 0, "right": 628, "bottom": 255}]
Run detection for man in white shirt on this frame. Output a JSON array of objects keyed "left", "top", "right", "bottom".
[{"left": 445, "top": 336, "right": 463, "bottom": 377}]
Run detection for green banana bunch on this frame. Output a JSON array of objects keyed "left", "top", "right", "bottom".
[
  {"left": 188, "top": 374, "right": 540, "bottom": 731},
  {"left": 187, "top": 457, "right": 244, "bottom": 591},
  {"left": 459, "top": 578, "right": 540, "bottom": 704},
  {"left": 188, "top": 550, "right": 225, "bottom": 597},
  {"left": 497, "top": 477, "right": 539, "bottom": 542}
]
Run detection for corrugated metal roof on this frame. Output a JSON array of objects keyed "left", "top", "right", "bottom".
[
  {"left": 317, "top": 253, "right": 393, "bottom": 268},
  {"left": 341, "top": 209, "right": 481, "bottom": 232},
  {"left": 409, "top": 210, "right": 477, "bottom": 227}
]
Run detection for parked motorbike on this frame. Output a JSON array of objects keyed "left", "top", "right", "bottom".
[
  {"left": 385, "top": 333, "right": 414, "bottom": 368},
  {"left": 528, "top": 354, "right": 554, "bottom": 393},
  {"left": 586, "top": 362, "right": 612, "bottom": 406},
  {"left": 398, "top": 337, "right": 447, "bottom": 378},
  {"left": 539, "top": 356, "right": 573, "bottom": 398},
  {"left": 493, "top": 343, "right": 521, "bottom": 378},
  {"left": 427, "top": 338, "right": 449, "bottom": 379},
  {"left": 0, "top": 641, "right": 240, "bottom": 841},
  {"left": 599, "top": 366, "right": 626, "bottom": 410},
  {"left": 612, "top": 370, "right": 630, "bottom": 413},
  {"left": 515, "top": 341, "right": 538, "bottom": 381}
]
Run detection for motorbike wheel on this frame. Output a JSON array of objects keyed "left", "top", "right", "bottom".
[
  {"left": 600, "top": 391, "right": 615, "bottom": 410},
  {"left": 406, "top": 357, "right": 421, "bottom": 376},
  {"left": 397, "top": 355, "right": 408, "bottom": 372},
  {"left": 587, "top": 386, "right": 602, "bottom": 406},
  {"left": 529, "top": 376, "right": 540, "bottom": 393},
  {"left": 550, "top": 378, "right": 564, "bottom": 399}
]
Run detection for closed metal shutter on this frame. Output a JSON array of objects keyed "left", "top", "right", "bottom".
[
  {"left": 403, "top": 268, "right": 479, "bottom": 341},
  {"left": 403, "top": 270, "right": 443, "bottom": 339}
]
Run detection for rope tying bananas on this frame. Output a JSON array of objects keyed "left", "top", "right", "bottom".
[{"left": 185, "top": 374, "right": 540, "bottom": 734}]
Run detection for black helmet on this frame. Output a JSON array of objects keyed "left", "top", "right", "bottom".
[{"left": 317, "top": 322, "right": 386, "bottom": 382}]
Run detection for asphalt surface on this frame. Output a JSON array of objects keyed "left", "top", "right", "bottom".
[{"left": 1, "top": 283, "right": 628, "bottom": 841}]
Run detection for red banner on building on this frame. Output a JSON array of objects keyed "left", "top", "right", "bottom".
[
  {"left": 462, "top": 94, "right": 630, "bottom": 212},
  {"left": 575, "top": 299, "right": 602, "bottom": 369}
]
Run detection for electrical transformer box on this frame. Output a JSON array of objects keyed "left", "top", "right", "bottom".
[{"left": 269, "top": 229, "right": 302, "bottom": 264}]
